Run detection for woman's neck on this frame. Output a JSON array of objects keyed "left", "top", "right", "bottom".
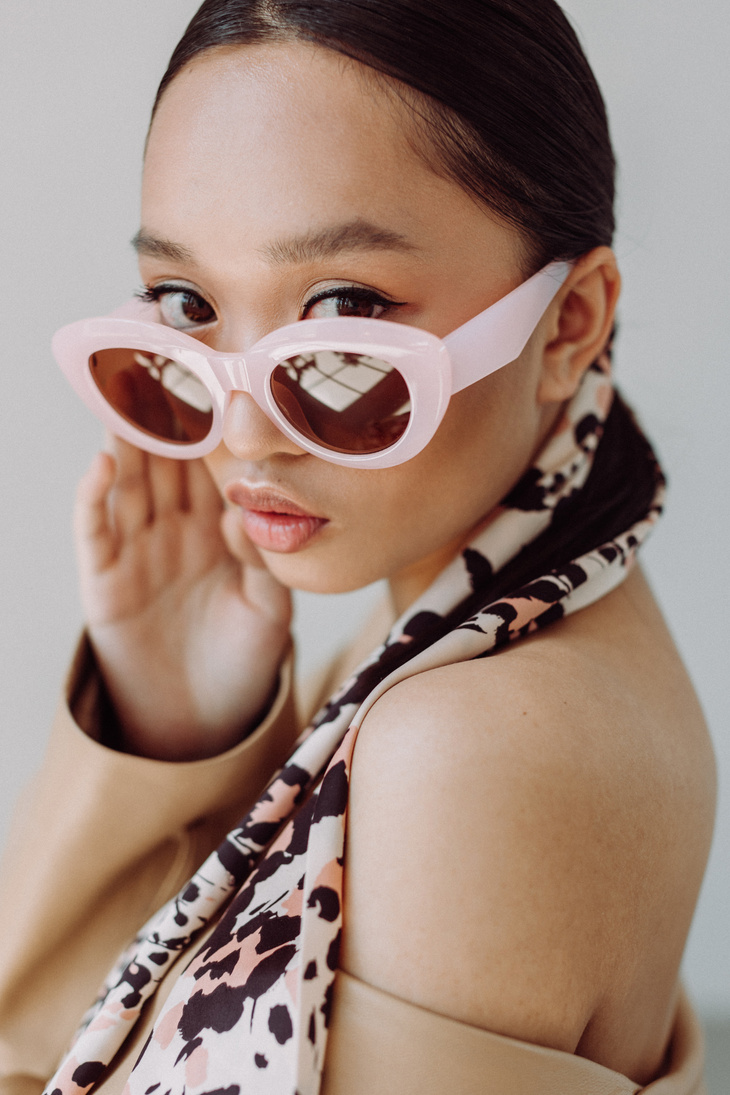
[{"left": 387, "top": 528, "right": 474, "bottom": 618}]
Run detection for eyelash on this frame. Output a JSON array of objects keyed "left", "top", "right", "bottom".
[
  {"left": 135, "top": 283, "right": 209, "bottom": 311},
  {"left": 302, "top": 285, "right": 405, "bottom": 318},
  {"left": 135, "top": 283, "right": 405, "bottom": 322},
  {"left": 136, "top": 284, "right": 171, "bottom": 304}
]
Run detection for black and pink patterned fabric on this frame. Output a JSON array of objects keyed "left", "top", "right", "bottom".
[{"left": 44, "top": 352, "right": 665, "bottom": 1095}]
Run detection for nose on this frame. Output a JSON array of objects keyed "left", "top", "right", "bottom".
[{"left": 221, "top": 391, "right": 306, "bottom": 462}]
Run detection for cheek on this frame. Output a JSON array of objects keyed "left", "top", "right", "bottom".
[
  {"left": 423, "top": 372, "right": 540, "bottom": 500},
  {"left": 283, "top": 415, "right": 523, "bottom": 592},
  {"left": 199, "top": 368, "right": 543, "bottom": 595}
]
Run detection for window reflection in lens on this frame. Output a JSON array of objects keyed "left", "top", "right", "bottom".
[
  {"left": 90, "top": 348, "right": 213, "bottom": 443},
  {"left": 271, "top": 350, "right": 411, "bottom": 454}
]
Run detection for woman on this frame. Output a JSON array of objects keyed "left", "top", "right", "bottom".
[{"left": 0, "top": 1, "right": 716, "bottom": 1093}]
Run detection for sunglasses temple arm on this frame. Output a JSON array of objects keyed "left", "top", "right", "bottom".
[{"left": 445, "top": 261, "right": 573, "bottom": 394}]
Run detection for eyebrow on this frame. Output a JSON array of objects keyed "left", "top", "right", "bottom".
[
  {"left": 261, "top": 219, "right": 418, "bottom": 264},
  {"left": 131, "top": 231, "right": 196, "bottom": 263},
  {"left": 131, "top": 218, "right": 418, "bottom": 267}
]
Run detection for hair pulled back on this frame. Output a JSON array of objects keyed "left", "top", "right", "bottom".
[{"left": 153, "top": 0, "right": 616, "bottom": 273}]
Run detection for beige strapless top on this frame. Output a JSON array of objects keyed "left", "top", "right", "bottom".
[
  {"left": 321, "top": 972, "right": 707, "bottom": 1095},
  {"left": 88, "top": 951, "right": 705, "bottom": 1095}
]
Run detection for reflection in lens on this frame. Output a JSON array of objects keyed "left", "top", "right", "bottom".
[
  {"left": 90, "top": 348, "right": 213, "bottom": 444},
  {"left": 271, "top": 350, "right": 411, "bottom": 454}
]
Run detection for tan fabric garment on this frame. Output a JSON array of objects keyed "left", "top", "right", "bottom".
[
  {"left": 0, "top": 638, "right": 299, "bottom": 1093},
  {"left": 322, "top": 973, "right": 707, "bottom": 1095},
  {"left": 0, "top": 633, "right": 708, "bottom": 1095}
]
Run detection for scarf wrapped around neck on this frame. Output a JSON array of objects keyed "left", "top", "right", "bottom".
[{"left": 45, "top": 349, "right": 665, "bottom": 1095}]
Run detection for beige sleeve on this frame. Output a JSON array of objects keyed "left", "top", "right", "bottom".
[{"left": 0, "top": 636, "right": 299, "bottom": 1093}]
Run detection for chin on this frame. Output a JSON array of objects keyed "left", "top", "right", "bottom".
[{"left": 260, "top": 547, "right": 386, "bottom": 596}]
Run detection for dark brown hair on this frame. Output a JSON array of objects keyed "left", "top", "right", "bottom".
[{"left": 153, "top": 0, "right": 616, "bottom": 273}]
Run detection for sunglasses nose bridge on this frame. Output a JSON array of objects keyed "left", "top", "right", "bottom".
[{"left": 219, "top": 354, "right": 251, "bottom": 394}]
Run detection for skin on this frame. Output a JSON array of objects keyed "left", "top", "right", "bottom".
[{"left": 74, "top": 42, "right": 716, "bottom": 1083}]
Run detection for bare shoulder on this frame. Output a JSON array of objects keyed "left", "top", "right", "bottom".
[{"left": 341, "top": 568, "right": 716, "bottom": 1060}]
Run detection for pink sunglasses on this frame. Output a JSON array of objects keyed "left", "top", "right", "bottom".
[{"left": 52, "top": 261, "right": 571, "bottom": 469}]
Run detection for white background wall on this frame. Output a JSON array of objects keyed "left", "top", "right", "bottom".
[{"left": 0, "top": 1, "right": 727, "bottom": 1018}]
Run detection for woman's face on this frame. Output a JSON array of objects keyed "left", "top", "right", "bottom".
[{"left": 140, "top": 42, "right": 561, "bottom": 606}]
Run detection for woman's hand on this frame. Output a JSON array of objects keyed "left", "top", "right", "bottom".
[{"left": 74, "top": 437, "right": 292, "bottom": 760}]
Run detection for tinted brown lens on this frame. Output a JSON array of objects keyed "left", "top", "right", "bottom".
[
  {"left": 90, "top": 348, "right": 213, "bottom": 444},
  {"left": 271, "top": 350, "right": 411, "bottom": 454}
]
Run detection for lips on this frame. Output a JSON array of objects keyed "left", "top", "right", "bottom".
[{"left": 224, "top": 483, "right": 328, "bottom": 553}]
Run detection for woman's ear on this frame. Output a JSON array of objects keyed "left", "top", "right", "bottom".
[{"left": 537, "top": 246, "right": 621, "bottom": 404}]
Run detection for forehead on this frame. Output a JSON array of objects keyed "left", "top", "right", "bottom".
[
  {"left": 141, "top": 41, "right": 523, "bottom": 298},
  {"left": 143, "top": 42, "right": 524, "bottom": 268},
  {"left": 144, "top": 44, "right": 430, "bottom": 241}
]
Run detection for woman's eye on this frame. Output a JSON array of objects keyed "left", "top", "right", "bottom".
[
  {"left": 303, "top": 289, "right": 397, "bottom": 321},
  {"left": 147, "top": 287, "right": 216, "bottom": 329}
]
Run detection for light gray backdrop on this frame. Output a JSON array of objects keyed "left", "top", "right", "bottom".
[{"left": 1, "top": 0, "right": 728, "bottom": 1054}]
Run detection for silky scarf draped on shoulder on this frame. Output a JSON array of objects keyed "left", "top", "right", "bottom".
[{"left": 45, "top": 350, "right": 665, "bottom": 1095}]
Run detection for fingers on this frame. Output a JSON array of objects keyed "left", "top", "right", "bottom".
[
  {"left": 148, "top": 453, "right": 186, "bottom": 518},
  {"left": 220, "top": 505, "right": 265, "bottom": 569},
  {"left": 220, "top": 507, "right": 292, "bottom": 624},
  {"left": 106, "top": 434, "right": 152, "bottom": 540},
  {"left": 186, "top": 457, "right": 225, "bottom": 524},
  {"left": 78, "top": 437, "right": 270, "bottom": 618},
  {"left": 107, "top": 437, "right": 196, "bottom": 531},
  {"left": 244, "top": 558, "right": 293, "bottom": 625},
  {"left": 78, "top": 436, "right": 224, "bottom": 555},
  {"left": 74, "top": 450, "right": 118, "bottom": 574}
]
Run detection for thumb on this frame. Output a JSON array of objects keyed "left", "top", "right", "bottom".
[{"left": 220, "top": 507, "right": 292, "bottom": 623}]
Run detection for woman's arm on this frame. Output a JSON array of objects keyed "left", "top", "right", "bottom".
[
  {"left": 0, "top": 638, "right": 298, "bottom": 1092},
  {"left": 0, "top": 422, "right": 299, "bottom": 1087},
  {"left": 74, "top": 438, "right": 292, "bottom": 760}
]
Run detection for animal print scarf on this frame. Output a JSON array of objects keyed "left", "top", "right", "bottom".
[{"left": 45, "top": 351, "right": 664, "bottom": 1095}]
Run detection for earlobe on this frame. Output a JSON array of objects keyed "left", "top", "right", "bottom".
[{"left": 537, "top": 247, "right": 621, "bottom": 404}]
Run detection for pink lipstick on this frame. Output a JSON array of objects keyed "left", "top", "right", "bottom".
[{"left": 225, "top": 484, "right": 328, "bottom": 553}]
